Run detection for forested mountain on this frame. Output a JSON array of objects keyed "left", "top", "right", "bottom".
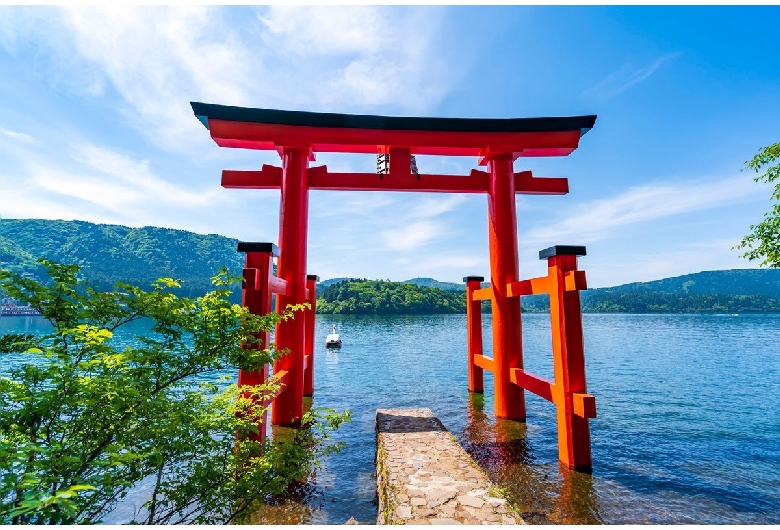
[
  {"left": 0, "top": 219, "right": 243, "bottom": 298},
  {"left": 3, "top": 218, "right": 780, "bottom": 314},
  {"left": 596, "top": 269, "right": 780, "bottom": 298}
]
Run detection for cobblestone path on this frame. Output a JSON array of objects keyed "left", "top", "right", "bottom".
[{"left": 376, "top": 408, "right": 524, "bottom": 525}]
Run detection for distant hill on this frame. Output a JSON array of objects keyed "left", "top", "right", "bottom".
[
  {"left": 317, "top": 278, "right": 356, "bottom": 290},
  {"left": 596, "top": 269, "right": 780, "bottom": 298},
  {"left": 317, "top": 279, "right": 465, "bottom": 314},
  {"left": 318, "top": 277, "right": 466, "bottom": 292},
  {"left": 582, "top": 292, "right": 780, "bottom": 313},
  {"left": 4, "top": 218, "right": 780, "bottom": 313},
  {"left": 402, "top": 277, "right": 464, "bottom": 291},
  {"left": 317, "top": 270, "right": 780, "bottom": 314},
  {"left": 519, "top": 269, "right": 780, "bottom": 313},
  {"left": 0, "top": 219, "right": 243, "bottom": 299}
]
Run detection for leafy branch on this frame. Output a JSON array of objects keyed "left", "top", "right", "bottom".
[
  {"left": 735, "top": 141, "right": 780, "bottom": 267},
  {"left": 0, "top": 259, "right": 349, "bottom": 524}
]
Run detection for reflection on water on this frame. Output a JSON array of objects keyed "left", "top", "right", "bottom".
[{"left": 462, "top": 392, "right": 603, "bottom": 524}]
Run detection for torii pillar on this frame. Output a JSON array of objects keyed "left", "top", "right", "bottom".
[
  {"left": 487, "top": 153, "right": 525, "bottom": 420},
  {"left": 272, "top": 148, "right": 310, "bottom": 426}
]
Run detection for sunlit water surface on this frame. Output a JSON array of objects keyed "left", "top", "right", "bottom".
[{"left": 2, "top": 313, "right": 779, "bottom": 524}]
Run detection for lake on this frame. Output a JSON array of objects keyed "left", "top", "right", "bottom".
[{"left": 2, "top": 313, "right": 779, "bottom": 524}]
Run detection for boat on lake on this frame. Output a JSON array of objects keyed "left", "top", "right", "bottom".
[{"left": 325, "top": 324, "right": 342, "bottom": 348}]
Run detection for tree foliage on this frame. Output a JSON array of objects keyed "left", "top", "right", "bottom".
[
  {"left": 317, "top": 279, "right": 467, "bottom": 314},
  {"left": 0, "top": 260, "right": 349, "bottom": 524},
  {"left": 580, "top": 292, "right": 780, "bottom": 313},
  {"left": 736, "top": 141, "right": 780, "bottom": 267},
  {"left": 0, "top": 219, "right": 245, "bottom": 300},
  {"left": 316, "top": 278, "right": 780, "bottom": 315},
  {"left": 520, "top": 291, "right": 780, "bottom": 313}
]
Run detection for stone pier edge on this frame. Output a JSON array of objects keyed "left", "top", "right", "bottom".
[{"left": 375, "top": 408, "right": 524, "bottom": 525}]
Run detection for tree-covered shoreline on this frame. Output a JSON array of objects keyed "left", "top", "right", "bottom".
[
  {"left": 316, "top": 279, "right": 466, "bottom": 314},
  {"left": 4, "top": 219, "right": 780, "bottom": 315},
  {"left": 316, "top": 280, "right": 780, "bottom": 315}
]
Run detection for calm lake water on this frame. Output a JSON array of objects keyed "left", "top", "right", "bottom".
[{"left": 2, "top": 313, "right": 779, "bottom": 524}]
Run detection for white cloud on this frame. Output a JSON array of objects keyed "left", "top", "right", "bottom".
[
  {"left": 409, "top": 195, "right": 467, "bottom": 219},
  {"left": 259, "top": 6, "right": 388, "bottom": 56},
  {"left": 313, "top": 191, "right": 396, "bottom": 220},
  {"left": 59, "top": 6, "right": 251, "bottom": 152},
  {"left": 258, "top": 6, "right": 451, "bottom": 111},
  {"left": 73, "top": 145, "right": 220, "bottom": 207},
  {"left": 33, "top": 171, "right": 145, "bottom": 212},
  {"left": 0, "top": 143, "right": 229, "bottom": 232},
  {"left": 0, "top": 6, "right": 456, "bottom": 154},
  {"left": 379, "top": 195, "right": 467, "bottom": 251},
  {"left": 523, "top": 174, "right": 765, "bottom": 247},
  {"left": 585, "top": 53, "right": 680, "bottom": 101},
  {"left": 0, "top": 127, "right": 37, "bottom": 144},
  {"left": 382, "top": 220, "right": 442, "bottom": 251},
  {"left": 0, "top": 185, "right": 105, "bottom": 224}
]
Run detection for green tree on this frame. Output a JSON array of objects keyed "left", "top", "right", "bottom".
[
  {"left": 0, "top": 260, "right": 349, "bottom": 524},
  {"left": 316, "top": 279, "right": 467, "bottom": 315},
  {"left": 736, "top": 142, "right": 780, "bottom": 267}
]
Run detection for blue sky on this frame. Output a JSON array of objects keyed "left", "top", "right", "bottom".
[{"left": 0, "top": 6, "right": 778, "bottom": 287}]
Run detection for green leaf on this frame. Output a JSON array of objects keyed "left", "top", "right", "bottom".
[{"left": 0, "top": 259, "right": 349, "bottom": 524}]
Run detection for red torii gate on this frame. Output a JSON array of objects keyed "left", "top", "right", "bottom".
[{"left": 191, "top": 102, "right": 597, "bottom": 471}]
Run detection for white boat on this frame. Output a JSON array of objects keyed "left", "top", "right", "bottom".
[{"left": 325, "top": 324, "right": 342, "bottom": 348}]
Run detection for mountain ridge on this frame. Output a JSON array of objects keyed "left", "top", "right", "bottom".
[{"left": 2, "top": 219, "right": 779, "bottom": 307}]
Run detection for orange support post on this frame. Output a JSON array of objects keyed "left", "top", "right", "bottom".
[
  {"left": 464, "top": 276, "right": 485, "bottom": 393},
  {"left": 486, "top": 154, "right": 525, "bottom": 420},
  {"left": 303, "top": 274, "right": 318, "bottom": 397},
  {"left": 543, "top": 245, "right": 594, "bottom": 471},
  {"left": 237, "top": 242, "right": 279, "bottom": 445},
  {"left": 272, "top": 147, "right": 310, "bottom": 426}
]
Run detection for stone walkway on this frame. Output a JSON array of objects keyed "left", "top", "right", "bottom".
[{"left": 376, "top": 408, "right": 523, "bottom": 525}]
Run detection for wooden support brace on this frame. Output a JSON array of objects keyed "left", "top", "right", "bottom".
[
  {"left": 573, "top": 393, "right": 597, "bottom": 418},
  {"left": 222, "top": 165, "right": 283, "bottom": 189},
  {"left": 514, "top": 170, "right": 569, "bottom": 195},
  {"left": 219, "top": 165, "right": 572, "bottom": 196},
  {"left": 564, "top": 270, "right": 587, "bottom": 291},
  {"left": 473, "top": 354, "right": 495, "bottom": 372},
  {"left": 305, "top": 165, "right": 492, "bottom": 193},
  {"left": 268, "top": 275, "right": 291, "bottom": 296},
  {"left": 472, "top": 287, "right": 494, "bottom": 301},
  {"left": 506, "top": 276, "right": 550, "bottom": 297},
  {"left": 509, "top": 368, "right": 555, "bottom": 402},
  {"left": 265, "top": 369, "right": 289, "bottom": 404}
]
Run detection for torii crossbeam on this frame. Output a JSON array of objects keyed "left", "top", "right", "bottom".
[{"left": 192, "top": 102, "right": 597, "bottom": 470}]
